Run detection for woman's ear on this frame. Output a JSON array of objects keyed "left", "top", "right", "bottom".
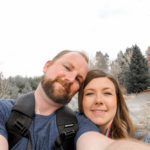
[{"left": 43, "top": 60, "right": 51, "bottom": 73}]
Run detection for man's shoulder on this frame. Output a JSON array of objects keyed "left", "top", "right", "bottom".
[
  {"left": 74, "top": 111, "right": 100, "bottom": 148},
  {"left": 75, "top": 111, "right": 86, "bottom": 120},
  {"left": 0, "top": 99, "right": 16, "bottom": 111},
  {"left": 75, "top": 111, "right": 99, "bottom": 129},
  {"left": 0, "top": 99, "right": 16, "bottom": 130}
]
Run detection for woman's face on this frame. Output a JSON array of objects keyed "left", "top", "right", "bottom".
[{"left": 82, "top": 77, "right": 117, "bottom": 133}]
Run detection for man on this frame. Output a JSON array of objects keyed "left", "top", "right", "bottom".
[{"left": 0, "top": 50, "right": 150, "bottom": 150}]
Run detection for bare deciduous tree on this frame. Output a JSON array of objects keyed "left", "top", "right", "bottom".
[{"left": 0, "top": 72, "right": 10, "bottom": 99}]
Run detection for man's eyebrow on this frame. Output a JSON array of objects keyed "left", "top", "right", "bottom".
[{"left": 69, "top": 63, "right": 74, "bottom": 68}]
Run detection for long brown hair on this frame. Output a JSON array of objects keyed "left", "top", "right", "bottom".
[{"left": 78, "top": 69, "right": 134, "bottom": 139}]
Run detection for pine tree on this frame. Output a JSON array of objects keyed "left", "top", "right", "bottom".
[
  {"left": 145, "top": 46, "right": 150, "bottom": 74},
  {"left": 125, "top": 45, "right": 150, "bottom": 94}
]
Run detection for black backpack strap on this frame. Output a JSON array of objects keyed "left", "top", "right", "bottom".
[
  {"left": 6, "top": 92, "right": 35, "bottom": 149},
  {"left": 53, "top": 106, "right": 78, "bottom": 150}
]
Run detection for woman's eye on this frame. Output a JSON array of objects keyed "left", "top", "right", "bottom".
[
  {"left": 104, "top": 92, "right": 112, "bottom": 95},
  {"left": 85, "top": 92, "right": 93, "bottom": 96}
]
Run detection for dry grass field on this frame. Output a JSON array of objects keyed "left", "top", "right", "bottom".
[{"left": 125, "top": 92, "right": 150, "bottom": 131}]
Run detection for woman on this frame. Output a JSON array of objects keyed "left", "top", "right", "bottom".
[{"left": 78, "top": 69, "right": 135, "bottom": 139}]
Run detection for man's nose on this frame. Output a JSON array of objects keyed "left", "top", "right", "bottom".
[{"left": 65, "top": 72, "right": 77, "bottom": 83}]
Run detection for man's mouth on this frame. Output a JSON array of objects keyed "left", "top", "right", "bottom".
[{"left": 54, "top": 78, "right": 70, "bottom": 93}]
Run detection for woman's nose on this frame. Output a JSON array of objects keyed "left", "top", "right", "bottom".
[{"left": 95, "top": 93, "right": 104, "bottom": 104}]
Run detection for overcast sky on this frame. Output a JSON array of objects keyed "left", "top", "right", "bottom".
[{"left": 0, "top": 0, "right": 150, "bottom": 77}]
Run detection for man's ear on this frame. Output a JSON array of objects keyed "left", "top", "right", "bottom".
[{"left": 43, "top": 60, "right": 52, "bottom": 73}]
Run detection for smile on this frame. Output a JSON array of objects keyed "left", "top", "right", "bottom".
[
  {"left": 92, "top": 110, "right": 107, "bottom": 115},
  {"left": 56, "top": 82, "right": 66, "bottom": 91},
  {"left": 92, "top": 110, "right": 106, "bottom": 112}
]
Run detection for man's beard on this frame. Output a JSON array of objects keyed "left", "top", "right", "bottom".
[{"left": 41, "top": 76, "right": 72, "bottom": 105}]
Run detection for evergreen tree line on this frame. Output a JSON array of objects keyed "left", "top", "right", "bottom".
[
  {"left": 0, "top": 74, "right": 41, "bottom": 99},
  {"left": 0, "top": 44, "right": 150, "bottom": 99},
  {"left": 89, "top": 45, "right": 150, "bottom": 94}
]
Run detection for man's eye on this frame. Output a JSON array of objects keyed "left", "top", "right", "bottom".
[
  {"left": 64, "top": 65, "right": 70, "bottom": 71},
  {"left": 76, "top": 77, "right": 81, "bottom": 84}
]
